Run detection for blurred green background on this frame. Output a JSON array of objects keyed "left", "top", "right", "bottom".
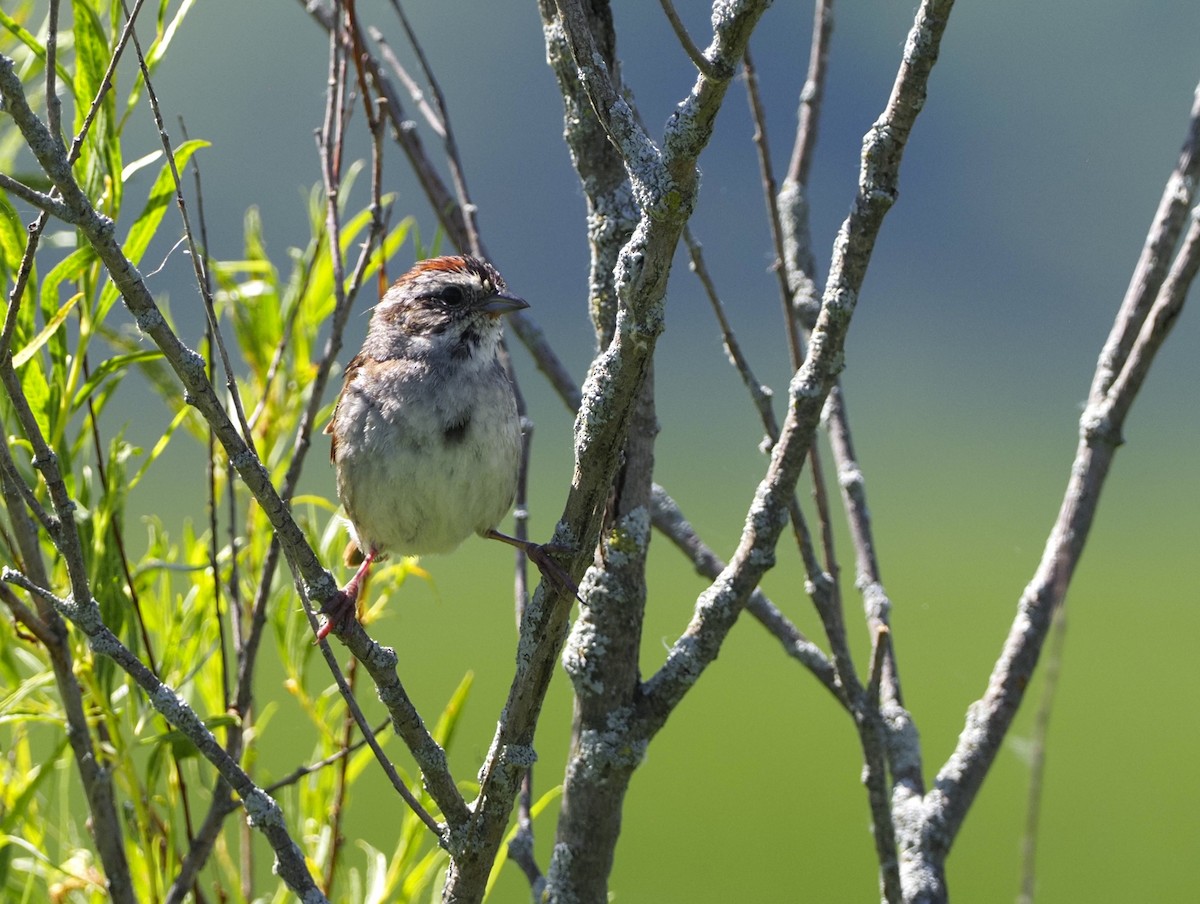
[{"left": 54, "top": 0, "right": 1200, "bottom": 900}]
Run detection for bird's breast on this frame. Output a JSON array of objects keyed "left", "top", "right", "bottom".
[{"left": 332, "top": 355, "right": 520, "bottom": 557}]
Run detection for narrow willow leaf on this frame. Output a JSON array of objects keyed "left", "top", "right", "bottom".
[
  {"left": 0, "top": 11, "right": 73, "bottom": 88},
  {"left": 0, "top": 740, "right": 69, "bottom": 835},
  {"left": 484, "top": 785, "right": 564, "bottom": 899},
  {"left": 359, "top": 840, "right": 389, "bottom": 904},
  {"left": 431, "top": 670, "right": 474, "bottom": 750},
  {"left": 400, "top": 846, "right": 450, "bottom": 903},
  {"left": 69, "top": 1, "right": 113, "bottom": 134},
  {"left": 147, "top": 0, "right": 197, "bottom": 68},
  {"left": 95, "top": 138, "right": 210, "bottom": 322},
  {"left": 128, "top": 404, "right": 189, "bottom": 491},
  {"left": 17, "top": 351, "right": 51, "bottom": 439},
  {"left": 70, "top": 349, "right": 164, "bottom": 410},
  {"left": 11, "top": 292, "right": 82, "bottom": 369},
  {"left": 0, "top": 192, "right": 30, "bottom": 283},
  {"left": 120, "top": 0, "right": 199, "bottom": 119},
  {"left": 120, "top": 149, "right": 164, "bottom": 183},
  {"left": 38, "top": 245, "right": 95, "bottom": 319}
]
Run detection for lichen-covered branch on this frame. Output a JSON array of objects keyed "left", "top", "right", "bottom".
[
  {"left": 638, "top": 0, "right": 956, "bottom": 740},
  {"left": 649, "top": 484, "right": 840, "bottom": 699},
  {"left": 439, "top": 1, "right": 774, "bottom": 901}
]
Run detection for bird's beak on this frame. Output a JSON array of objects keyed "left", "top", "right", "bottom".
[{"left": 480, "top": 291, "right": 530, "bottom": 317}]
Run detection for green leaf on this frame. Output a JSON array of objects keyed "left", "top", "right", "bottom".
[
  {"left": 128, "top": 405, "right": 189, "bottom": 490},
  {"left": 11, "top": 291, "right": 81, "bottom": 369},
  {"left": 0, "top": 192, "right": 30, "bottom": 284},
  {"left": 0, "top": 737, "right": 69, "bottom": 835},
  {"left": 96, "top": 138, "right": 210, "bottom": 322},
  {"left": 144, "top": 714, "right": 239, "bottom": 760},
  {"left": 485, "top": 784, "right": 563, "bottom": 899},
  {"left": 121, "top": 0, "right": 199, "bottom": 118},
  {"left": 70, "top": 0, "right": 113, "bottom": 133},
  {"left": 359, "top": 840, "right": 389, "bottom": 904},
  {"left": 17, "top": 351, "right": 51, "bottom": 439},
  {"left": 120, "top": 149, "right": 164, "bottom": 183},
  {"left": 432, "top": 670, "right": 473, "bottom": 751},
  {"left": 0, "top": 10, "right": 74, "bottom": 88},
  {"left": 147, "top": 0, "right": 197, "bottom": 69},
  {"left": 70, "top": 349, "right": 164, "bottom": 410}
]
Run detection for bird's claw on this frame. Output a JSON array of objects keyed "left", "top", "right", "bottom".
[
  {"left": 315, "top": 588, "right": 357, "bottom": 641},
  {"left": 526, "top": 542, "right": 585, "bottom": 605}
]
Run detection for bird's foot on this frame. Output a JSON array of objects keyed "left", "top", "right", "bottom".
[
  {"left": 485, "top": 530, "right": 584, "bottom": 603},
  {"left": 315, "top": 587, "right": 358, "bottom": 641},
  {"left": 315, "top": 548, "right": 376, "bottom": 640}
]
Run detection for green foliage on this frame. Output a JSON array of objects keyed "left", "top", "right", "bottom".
[{"left": 0, "top": 5, "right": 517, "bottom": 901}]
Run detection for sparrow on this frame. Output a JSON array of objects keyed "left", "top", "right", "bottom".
[{"left": 318, "top": 255, "right": 559, "bottom": 640}]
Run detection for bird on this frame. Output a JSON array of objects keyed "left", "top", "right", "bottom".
[{"left": 318, "top": 254, "right": 563, "bottom": 640}]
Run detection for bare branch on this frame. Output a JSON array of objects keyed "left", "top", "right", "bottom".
[
  {"left": 649, "top": 484, "right": 841, "bottom": 700},
  {"left": 779, "top": 0, "right": 835, "bottom": 325},
  {"left": 301, "top": 0, "right": 583, "bottom": 409},
  {"left": 0, "top": 173, "right": 73, "bottom": 218},
  {"left": 385, "top": 0, "right": 482, "bottom": 256},
  {"left": 916, "top": 78, "right": 1200, "bottom": 903},
  {"left": 1017, "top": 604, "right": 1067, "bottom": 904},
  {"left": 637, "top": 0, "right": 956, "bottom": 741},
  {"left": 1088, "top": 82, "right": 1200, "bottom": 405},
  {"left": 370, "top": 26, "right": 445, "bottom": 137},
  {"left": 439, "top": 2, "right": 775, "bottom": 899},
  {"left": 683, "top": 228, "right": 779, "bottom": 441},
  {"left": 120, "top": 1, "right": 258, "bottom": 455}
]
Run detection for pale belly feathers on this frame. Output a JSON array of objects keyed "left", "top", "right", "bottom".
[{"left": 332, "top": 361, "right": 520, "bottom": 558}]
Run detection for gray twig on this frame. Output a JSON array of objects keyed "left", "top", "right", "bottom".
[
  {"left": 649, "top": 484, "right": 841, "bottom": 699},
  {"left": 657, "top": 0, "right": 715, "bottom": 76}
]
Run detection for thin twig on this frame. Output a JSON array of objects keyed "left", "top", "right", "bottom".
[
  {"left": 0, "top": 174, "right": 73, "bottom": 219},
  {"left": 743, "top": 44, "right": 851, "bottom": 690},
  {"left": 264, "top": 719, "right": 392, "bottom": 794},
  {"left": 866, "top": 624, "right": 889, "bottom": 710},
  {"left": 1088, "top": 83, "right": 1200, "bottom": 406},
  {"left": 649, "top": 484, "right": 841, "bottom": 700},
  {"left": 369, "top": 27, "right": 445, "bottom": 137},
  {"left": 0, "top": 208, "right": 47, "bottom": 362},
  {"left": 386, "top": 0, "right": 483, "bottom": 256},
  {"left": 0, "top": 582, "right": 56, "bottom": 646},
  {"left": 778, "top": 0, "right": 833, "bottom": 326},
  {"left": 442, "top": 0, "right": 775, "bottom": 894},
  {"left": 301, "top": 15, "right": 444, "bottom": 840},
  {"left": 1, "top": 336, "right": 139, "bottom": 904},
  {"left": 786, "top": 0, "right": 834, "bottom": 189},
  {"left": 658, "top": 0, "right": 715, "bottom": 76},
  {"left": 81, "top": 356, "right": 159, "bottom": 673},
  {"left": 743, "top": 46, "right": 804, "bottom": 369},
  {"left": 1017, "top": 603, "right": 1066, "bottom": 904},
  {"left": 0, "top": 440, "right": 60, "bottom": 540},
  {"left": 300, "top": 0, "right": 583, "bottom": 410},
  {"left": 683, "top": 225, "right": 848, "bottom": 680},
  {"left": 121, "top": 1, "right": 259, "bottom": 457},
  {"left": 325, "top": 656, "right": 360, "bottom": 890},
  {"left": 45, "top": 0, "right": 63, "bottom": 140},
  {"left": 683, "top": 228, "right": 778, "bottom": 440}
]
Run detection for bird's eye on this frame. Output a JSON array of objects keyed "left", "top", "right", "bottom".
[{"left": 438, "top": 285, "right": 467, "bottom": 306}]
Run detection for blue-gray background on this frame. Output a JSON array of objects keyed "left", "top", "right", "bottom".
[{"left": 112, "top": 1, "right": 1198, "bottom": 900}]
